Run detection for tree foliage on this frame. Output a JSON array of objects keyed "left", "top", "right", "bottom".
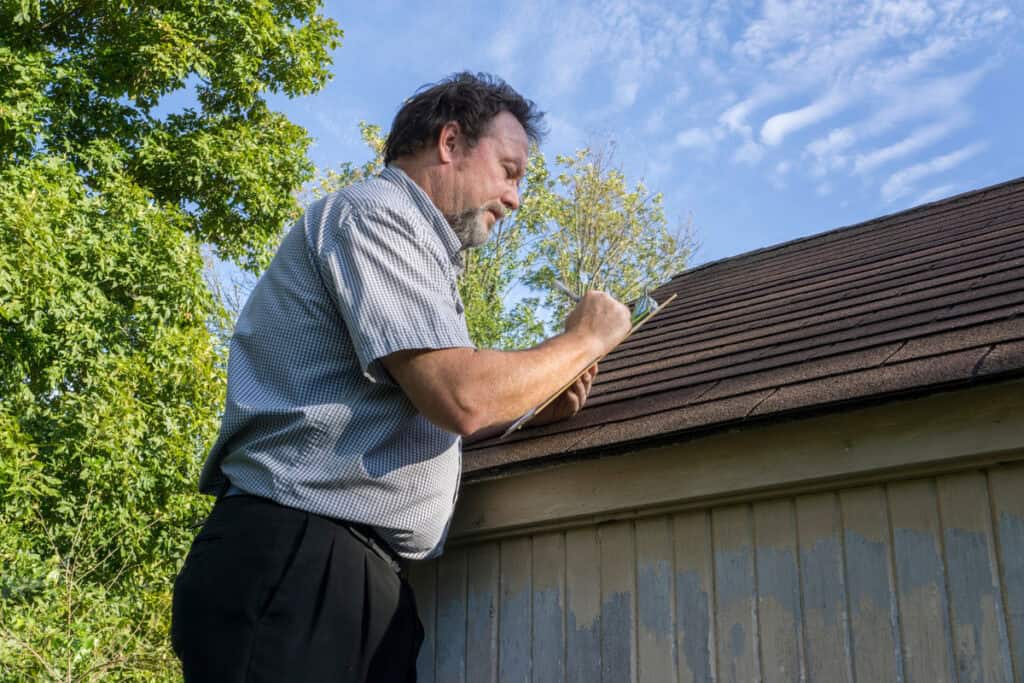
[
  {"left": 0, "top": 1, "right": 341, "bottom": 678},
  {"left": 458, "top": 216, "right": 547, "bottom": 350},
  {"left": 519, "top": 145, "right": 694, "bottom": 325}
]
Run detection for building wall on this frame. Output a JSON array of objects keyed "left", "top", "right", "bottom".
[{"left": 410, "top": 463, "right": 1024, "bottom": 682}]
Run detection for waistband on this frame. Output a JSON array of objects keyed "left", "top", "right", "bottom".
[{"left": 218, "top": 487, "right": 404, "bottom": 577}]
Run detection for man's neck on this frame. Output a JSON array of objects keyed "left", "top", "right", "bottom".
[{"left": 391, "top": 158, "right": 443, "bottom": 209}]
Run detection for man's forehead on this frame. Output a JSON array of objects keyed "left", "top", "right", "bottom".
[{"left": 482, "top": 112, "right": 529, "bottom": 159}]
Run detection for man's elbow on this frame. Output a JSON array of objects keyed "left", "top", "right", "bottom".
[
  {"left": 426, "top": 413, "right": 484, "bottom": 438},
  {"left": 445, "top": 407, "right": 488, "bottom": 438},
  {"left": 421, "top": 398, "right": 487, "bottom": 438}
]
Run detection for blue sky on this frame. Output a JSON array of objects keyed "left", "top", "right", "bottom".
[{"left": 266, "top": 0, "right": 1023, "bottom": 267}]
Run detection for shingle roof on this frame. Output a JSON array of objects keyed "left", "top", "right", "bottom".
[{"left": 464, "top": 177, "right": 1024, "bottom": 478}]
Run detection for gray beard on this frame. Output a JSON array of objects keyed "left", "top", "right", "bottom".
[
  {"left": 447, "top": 201, "right": 504, "bottom": 250},
  {"left": 447, "top": 208, "right": 491, "bottom": 250}
]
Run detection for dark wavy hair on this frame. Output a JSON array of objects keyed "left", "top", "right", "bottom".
[{"left": 383, "top": 72, "right": 546, "bottom": 165}]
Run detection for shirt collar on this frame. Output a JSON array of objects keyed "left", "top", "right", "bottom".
[{"left": 380, "top": 165, "right": 463, "bottom": 266}]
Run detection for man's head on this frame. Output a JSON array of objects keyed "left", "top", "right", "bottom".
[{"left": 386, "top": 73, "right": 545, "bottom": 249}]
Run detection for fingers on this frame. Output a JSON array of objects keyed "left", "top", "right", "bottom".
[
  {"left": 556, "top": 364, "right": 600, "bottom": 420},
  {"left": 581, "top": 364, "right": 597, "bottom": 397},
  {"left": 572, "top": 374, "right": 588, "bottom": 411},
  {"left": 573, "top": 364, "right": 598, "bottom": 412}
]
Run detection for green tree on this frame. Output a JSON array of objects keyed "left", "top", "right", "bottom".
[
  {"left": 0, "top": 1, "right": 341, "bottom": 678},
  {"left": 518, "top": 144, "right": 695, "bottom": 327},
  {"left": 458, "top": 213, "right": 546, "bottom": 350}
]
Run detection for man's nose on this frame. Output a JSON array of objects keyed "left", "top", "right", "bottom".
[{"left": 502, "top": 184, "right": 520, "bottom": 212}]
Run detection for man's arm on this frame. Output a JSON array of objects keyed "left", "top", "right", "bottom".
[{"left": 381, "top": 291, "right": 630, "bottom": 436}]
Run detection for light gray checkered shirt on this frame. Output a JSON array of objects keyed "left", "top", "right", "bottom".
[{"left": 198, "top": 166, "right": 475, "bottom": 560}]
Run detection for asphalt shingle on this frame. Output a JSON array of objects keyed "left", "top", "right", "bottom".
[{"left": 464, "top": 177, "right": 1024, "bottom": 478}]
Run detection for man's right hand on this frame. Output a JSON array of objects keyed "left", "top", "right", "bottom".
[{"left": 563, "top": 291, "right": 633, "bottom": 356}]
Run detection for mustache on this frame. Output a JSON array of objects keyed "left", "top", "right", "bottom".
[{"left": 481, "top": 201, "right": 505, "bottom": 221}]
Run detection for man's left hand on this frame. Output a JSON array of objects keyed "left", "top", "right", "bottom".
[{"left": 532, "top": 363, "right": 598, "bottom": 426}]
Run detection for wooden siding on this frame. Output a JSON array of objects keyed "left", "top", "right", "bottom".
[{"left": 412, "top": 463, "right": 1024, "bottom": 682}]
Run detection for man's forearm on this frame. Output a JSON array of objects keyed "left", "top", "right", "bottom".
[
  {"left": 382, "top": 291, "right": 632, "bottom": 436},
  {"left": 385, "top": 330, "right": 603, "bottom": 436}
]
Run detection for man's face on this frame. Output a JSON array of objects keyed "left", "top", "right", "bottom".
[{"left": 444, "top": 111, "right": 529, "bottom": 249}]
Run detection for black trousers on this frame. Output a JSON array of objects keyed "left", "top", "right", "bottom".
[{"left": 171, "top": 494, "right": 423, "bottom": 682}]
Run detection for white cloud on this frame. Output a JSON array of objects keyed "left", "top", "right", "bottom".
[
  {"left": 468, "top": 0, "right": 1011, "bottom": 203},
  {"left": 881, "top": 142, "right": 987, "bottom": 201},
  {"left": 914, "top": 183, "right": 958, "bottom": 205},
  {"left": 807, "top": 127, "right": 856, "bottom": 161},
  {"left": 802, "top": 66, "right": 987, "bottom": 179},
  {"left": 853, "top": 116, "right": 967, "bottom": 174},
  {"left": 870, "top": 0, "right": 937, "bottom": 37},
  {"left": 761, "top": 90, "right": 849, "bottom": 146},
  {"left": 719, "top": 86, "right": 785, "bottom": 136},
  {"left": 982, "top": 7, "right": 1011, "bottom": 25},
  {"left": 676, "top": 127, "right": 716, "bottom": 149},
  {"left": 719, "top": 99, "right": 754, "bottom": 135},
  {"left": 735, "top": 0, "right": 851, "bottom": 61},
  {"left": 515, "top": 0, "right": 704, "bottom": 115},
  {"left": 769, "top": 160, "right": 792, "bottom": 189},
  {"left": 706, "top": 0, "right": 1009, "bottom": 191},
  {"left": 543, "top": 10, "right": 603, "bottom": 97},
  {"left": 859, "top": 66, "right": 990, "bottom": 136},
  {"left": 734, "top": 139, "right": 764, "bottom": 165},
  {"left": 862, "top": 36, "right": 958, "bottom": 91}
]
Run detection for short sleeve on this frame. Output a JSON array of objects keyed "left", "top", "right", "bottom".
[{"left": 318, "top": 204, "right": 475, "bottom": 384}]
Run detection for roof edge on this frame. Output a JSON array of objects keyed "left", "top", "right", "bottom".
[{"left": 464, "top": 370, "right": 1024, "bottom": 482}]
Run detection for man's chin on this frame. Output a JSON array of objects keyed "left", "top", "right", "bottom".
[
  {"left": 449, "top": 210, "right": 492, "bottom": 250},
  {"left": 462, "top": 225, "right": 491, "bottom": 250}
]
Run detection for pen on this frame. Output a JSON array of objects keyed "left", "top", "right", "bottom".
[{"left": 553, "top": 279, "right": 580, "bottom": 302}]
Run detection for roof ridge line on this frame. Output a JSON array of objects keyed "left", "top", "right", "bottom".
[{"left": 675, "top": 176, "right": 1024, "bottom": 281}]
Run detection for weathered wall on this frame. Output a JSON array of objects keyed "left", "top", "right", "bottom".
[{"left": 410, "top": 463, "right": 1024, "bottom": 682}]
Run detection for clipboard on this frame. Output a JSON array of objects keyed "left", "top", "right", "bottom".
[{"left": 500, "top": 292, "right": 678, "bottom": 439}]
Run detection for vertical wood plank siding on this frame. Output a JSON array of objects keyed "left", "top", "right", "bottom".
[
  {"left": 635, "top": 517, "right": 677, "bottom": 682},
  {"left": 436, "top": 548, "right": 468, "bottom": 683},
  {"left": 466, "top": 542, "right": 500, "bottom": 682},
  {"left": 711, "top": 505, "right": 759, "bottom": 683},
  {"left": 752, "top": 499, "right": 803, "bottom": 683},
  {"left": 417, "top": 465, "right": 1023, "bottom": 681},
  {"left": 532, "top": 532, "right": 566, "bottom": 683}
]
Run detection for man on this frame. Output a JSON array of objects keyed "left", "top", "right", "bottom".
[{"left": 171, "top": 72, "right": 631, "bottom": 681}]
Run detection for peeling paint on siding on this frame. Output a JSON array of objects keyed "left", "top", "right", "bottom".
[
  {"left": 419, "top": 467, "right": 1023, "bottom": 682},
  {"left": 676, "top": 570, "right": 713, "bottom": 682},
  {"left": 638, "top": 561, "right": 673, "bottom": 637}
]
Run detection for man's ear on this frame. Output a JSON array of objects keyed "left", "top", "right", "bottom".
[{"left": 437, "top": 121, "right": 461, "bottom": 164}]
